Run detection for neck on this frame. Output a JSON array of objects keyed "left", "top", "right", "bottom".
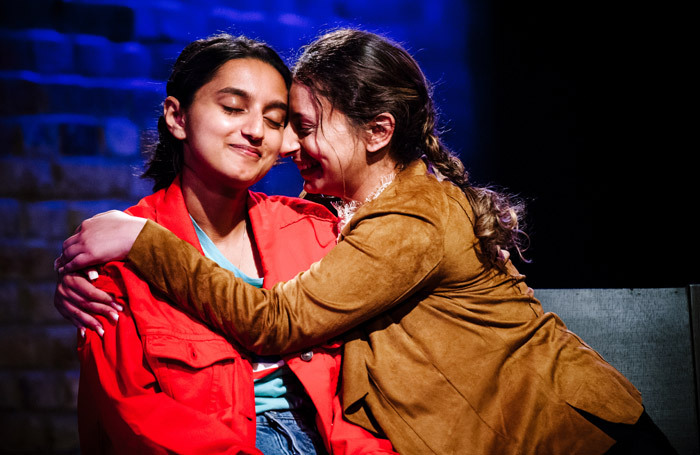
[
  {"left": 181, "top": 170, "right": 248, "bottom": 241},
  {"left": 342, "top": 156, "right": 398, "bottom": 203},
  {"left": 181, "top": 168, "right": 261, "bottom": 278}
]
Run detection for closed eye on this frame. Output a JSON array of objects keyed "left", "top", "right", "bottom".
[
  {"left": 265, "top": 117, "right": 285, "bottom": 129},
  {"left": 222, "top": 106, "right": 243, "bottom": 114}
]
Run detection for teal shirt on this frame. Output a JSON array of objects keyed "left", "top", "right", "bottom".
[{"left": 190, "top": 216, "right": 305, "bottom": 414}]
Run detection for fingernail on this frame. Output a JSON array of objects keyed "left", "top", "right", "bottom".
[
  {"left": 87, "top": 270, "right": 99, "bottom": 281},
  {"left": 109, "top": 312, "right": 119, "bottom": 323},
  {"left": 80, "top": 328, "right": 86, "bottom": 338},
  {"left": 96, "top": 326, "right": 105, "bottom": 337},
  {"left": 113, "top": 303, "right": 124, "bottom": 312}
]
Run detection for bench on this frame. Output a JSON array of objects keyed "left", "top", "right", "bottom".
[{"left": 537, "top": 286, "right": 699, "bottom": 454}]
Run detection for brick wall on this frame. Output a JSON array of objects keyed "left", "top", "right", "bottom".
[{"left": 0, "top": 0, "right": 469, "bottom": 452}]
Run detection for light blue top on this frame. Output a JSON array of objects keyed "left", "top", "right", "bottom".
[{"left": 190, "top": 216, "right": 305, "bottom": 415}]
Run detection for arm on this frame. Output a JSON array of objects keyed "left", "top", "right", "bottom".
[
  {"left": 53, "top": 209, "right": 146, "bottom": 333},
  {"left": 126, "top": 204, "right": 443, "bottom": 355},
  {"left": 79, "top": 265, "right": 261, "bottom": 454}
]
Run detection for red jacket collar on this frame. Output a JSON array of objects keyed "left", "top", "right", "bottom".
[{"left": 126, "top": 176, "right": 338, "bottom": 289}]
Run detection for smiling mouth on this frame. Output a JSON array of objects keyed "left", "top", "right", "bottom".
[
  {"left": 296, "top": 160, "right": 321, "bottom": 178},
  {"left": 229, "top": 144, "right": 261, "bottom": 158}
]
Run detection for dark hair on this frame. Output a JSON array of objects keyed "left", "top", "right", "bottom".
[
  {"left": 142, "top": 34, "right": 292, "bottom": 191},
  {"left": 294, "top": 29, "right": 527, "bottom": 267}
]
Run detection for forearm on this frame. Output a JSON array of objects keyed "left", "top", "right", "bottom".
[
  {"left": 127, "top": 221, "right": 331, "bottom": 353},
  {"left": 127, "top": 215, "right": 442, "bottom": 355}
]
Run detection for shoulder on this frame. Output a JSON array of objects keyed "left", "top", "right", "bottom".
[
  {"left": 249, "top": 191, "right": 338, "bottom": 227},
  {"left": 123, "top": 188, "right": 167, "bottom": 220},
  {"left": 366, "top": 163, "right": 453, "bottom": 226},
  {"left": 248, "top": 191, "right": 338, "bottom": 250}
]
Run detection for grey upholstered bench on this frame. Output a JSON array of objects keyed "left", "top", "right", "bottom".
[{"left": 537, "top": 286, "right": 699, "bottom": 455}]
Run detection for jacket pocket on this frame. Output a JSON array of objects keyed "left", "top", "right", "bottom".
[{"left": 143, "top": 334, "right": 242, "bottom": 414}]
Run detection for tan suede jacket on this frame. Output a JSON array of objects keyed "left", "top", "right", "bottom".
[{"left": 128, "top": 160, "right": 643, "bottom": 455}]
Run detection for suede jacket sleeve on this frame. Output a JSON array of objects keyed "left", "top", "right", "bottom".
[
  {"left": 126, "top": 184, "right": 445, "bottom": 355},
  {"left": 78, "top": 263, "right": 262, "bottom": 454}
]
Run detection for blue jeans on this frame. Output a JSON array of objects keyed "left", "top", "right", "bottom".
[{"left": 255, "top": 409, "right": 327, "bottom": 455}]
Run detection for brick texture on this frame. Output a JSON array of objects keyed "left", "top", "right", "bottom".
[{"left": 0, "top": 1, "right": 468, "bottom": 453}]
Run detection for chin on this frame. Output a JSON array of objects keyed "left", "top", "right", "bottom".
[{"left": 303, "top": 181, "right": 321, "bottom": 195}]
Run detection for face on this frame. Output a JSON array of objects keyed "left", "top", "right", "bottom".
[
  {"left": 285, "top": 83, "right": 368, "bottom": 200},
  {"left": 174, "top": 58, "right": 288, "bottom": 192}
]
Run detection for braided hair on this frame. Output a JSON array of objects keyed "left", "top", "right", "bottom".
[{"left": 294, "top": 29, "right": 527, "bottom": 268}]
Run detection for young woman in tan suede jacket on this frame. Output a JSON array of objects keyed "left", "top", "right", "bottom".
[{"left": 56, "top": 29, "right": 677, "bottom": 455}]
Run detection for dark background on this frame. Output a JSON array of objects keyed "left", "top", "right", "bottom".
[
  {"left": 466, "top": 2, "right": 696, "bottom": 288},
  {"left": 0, "top": 1, "right": 696, "bottom": 452}
]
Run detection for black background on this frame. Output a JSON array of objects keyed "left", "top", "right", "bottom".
[{"left": 465, "top": 2, "right": 696, "bottom": 288}]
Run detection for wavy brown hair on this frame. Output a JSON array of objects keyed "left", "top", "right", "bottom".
[{"left": 294, "top": 29, "right": 527, "bottom": 268}]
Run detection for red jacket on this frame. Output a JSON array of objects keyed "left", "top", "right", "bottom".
[{"left": 77, "top": 177, "right": 396, "bottom": 454}]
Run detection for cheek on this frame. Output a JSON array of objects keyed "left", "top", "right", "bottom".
[
  {"left": 305, "top": 136, "right": 335, "bottom": 163},
  {"left": 265, "top": 134, "right": 284, "bottom": 158},
  {"left": 299, "top": 137, "right": 318, "bottom": 158}
]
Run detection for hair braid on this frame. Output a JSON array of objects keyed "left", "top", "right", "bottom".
[
  {"left": 420, "top": 102, "right": 528, "bottom": 269},
  {"left": 420, "top": 109, "right": 466, "bottom": 185},
  {"left": 295, "top": 29, "right": 528, "bottom": 269}
]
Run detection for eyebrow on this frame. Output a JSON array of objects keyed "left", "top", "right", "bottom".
[
  {"left": 290, "top": 110, "right": 314, "bottom": 123},
  {"left": 218, "top": 87, "right": 288, "bottom": 112}
]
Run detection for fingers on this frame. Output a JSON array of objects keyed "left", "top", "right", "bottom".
[
  {"left": 54, "top": 290, "right": 106, "bottom": 336},
  {"left": 59, "top": 252, "right": 92, "bottom": 274},
  {"left": 54, "top": 274, "right": 121, "bottom": 336},
  {"left": 61, "top": 280, "right": 119, "bottom": 323},
  {"left": 63, "top": 273, "right": 119, "bottom": 309},
  {"left": 62, "top": 231, "right": 82, "bottom": 251},
  {"left": 56, "top": 232, "right": 84, "bottom": 272}
]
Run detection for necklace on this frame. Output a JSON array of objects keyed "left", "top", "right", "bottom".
[{"left": 332, "top": 173, "right": 396, "bottom": 234}]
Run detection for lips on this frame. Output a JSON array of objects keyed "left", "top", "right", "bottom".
[
  {"left": 229, "top": 144, "right": 261, "bottom": 158},
  {"left": 296, "top": 159, "right": 321, "bottom": 179}
]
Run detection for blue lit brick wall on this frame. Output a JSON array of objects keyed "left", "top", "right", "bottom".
[{"left": 0, "top": 1, "right": 470, "bottom": 452}]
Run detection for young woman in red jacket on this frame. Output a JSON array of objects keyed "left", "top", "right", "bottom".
[{"left": 54, "top": 33, "right": 395, "bottom": 455}]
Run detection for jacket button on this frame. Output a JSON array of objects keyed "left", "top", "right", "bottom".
[{"left": 300, "top": 351, "right": 313, "bottom": 362}]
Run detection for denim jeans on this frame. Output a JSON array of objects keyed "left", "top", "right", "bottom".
[{"left": 255, "top": 409, "right": 327, "bottom": 455}]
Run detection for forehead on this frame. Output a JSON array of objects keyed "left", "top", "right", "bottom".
[
  {"left": 289, "top": 83, "right": 317, "bottom": 118},
  {"left": 199, "top": 58, "right": 288, "bottom": 101},
  {"left": 290, "top": 82, "right": 353, "bottom": 130}
]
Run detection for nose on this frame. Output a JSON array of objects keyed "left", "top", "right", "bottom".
[
  {"left": 279, "top": 124, "right": 300, "bottom": 159},
  {"left": 241, "top": 113, "right": 264, "bottom": 144}
]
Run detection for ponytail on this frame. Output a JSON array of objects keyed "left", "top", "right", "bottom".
[{"left": 141, "top": 116, "right": 183, "bottom": 192}]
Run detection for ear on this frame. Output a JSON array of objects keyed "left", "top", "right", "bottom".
[
  {"left": 365, "top": 113, "right": 395, "bottom": 153},
  {"left": 163, "top": 96, "right": 187, "bottom": 140}
]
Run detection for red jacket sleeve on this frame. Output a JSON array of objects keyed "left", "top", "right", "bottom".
[{"left": 77, "top": 267, "right": 262, "bottom": 455}]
